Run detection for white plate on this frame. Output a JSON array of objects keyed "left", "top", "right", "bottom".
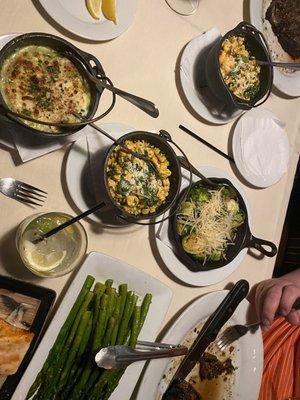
[
  {"left": 233, "top": 108, "right": 290, "bottom": 188},
  {"left": 250, "top": 0, "right": 300, "bottom": 97},
  {"left": 137, "top": 291, "right": 263, "bottom": 400},
  {"left": 179, "top": 28, "right": 243, "bottom": 124},
  {"left": 154, "top": 166, "right": 251, "bottom": 286},
  {"left": 65, "top": 122, "right": 134, "bottom": 226},
  {"left": 39, "top": 0, "right": 137, "bottom": 41},
  {"left": 12, "top": 251, "right": 172, "bottom": 400}
]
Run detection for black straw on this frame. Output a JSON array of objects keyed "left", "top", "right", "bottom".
[
  {"left": 179, "top": 125, "right": 235, "bottom": 164},
  {"left": 33, "top": 202, "right": 105, "bottom": 244}
]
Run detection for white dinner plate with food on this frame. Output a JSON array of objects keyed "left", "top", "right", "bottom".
[
  {"left": 136, "top": 290, "right": 263, "bottom": 400},
  {"left": 39, "top": 0, "right": 137, "bottom": 41},
  {"left": 250, "top": 0, "right": 300, "bottom": 97},
  {"left": 233, "top": 108, "right": 290, "bottom": 188},
  {"left": 179, "top": 27, "right": 244, "bottom": 124},
  {"left": 154, "top": 165, "right": 251, "bottom": 286},
  {"left": 12, "top": 251, "right": 172, "bottom": 400},
  {"left": 65, "top": 122, "right": 135, "bottom": 227}
]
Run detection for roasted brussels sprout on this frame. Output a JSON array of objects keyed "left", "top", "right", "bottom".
[
  {"left": 182, "top": 233, "right": 201, "bottom": 255},
  {"left": 189, "top": 187, "right": 210, "bottom": 204},
  {"left": 179, "top": 201, "right": 195, "bottom": 217}
]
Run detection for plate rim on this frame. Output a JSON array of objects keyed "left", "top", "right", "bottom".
[
  {"left": 179, "top": 27, "right": 244, "bottom": 125},
  {"left": 65, "top": 122, "right": 135, "bottom": 225},
  {"left": 154, "top": 165, "right": 251, "bottom": 287},
  {"left": 249, "top": 0, "right": 300, "bottom": 97},
  {"left": 11, "top": 251, "right": 173, "bottom": 400},
  {"left": 136, "top": 290, "right": 263, "bottom": 400},
  {"left": 39, "top": 0, "right": 138, "bottom": 41},
  {"left": 232, "top": 107, "right": 290, "bottom": 188}
]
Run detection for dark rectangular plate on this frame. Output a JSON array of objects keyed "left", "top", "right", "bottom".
[{"left": 0, "top": 275, "right": 56, "bottom": 400}]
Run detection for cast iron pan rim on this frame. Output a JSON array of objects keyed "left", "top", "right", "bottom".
[
  {"left": 215, "top": 22, "right": 272, "bottom": 109},
  {"left": 103, "top": 130, "right": 182, "bottom": 222},
  {"left": 171, "top": 178, "right": 250, "bottom": 271},
  {"left": 0, "top": 32, "right": 102, "bottom": 138}
]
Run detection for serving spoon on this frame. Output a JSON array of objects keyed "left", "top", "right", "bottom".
[
  {"left": 256, "top": 60, "right": 300, "bottom": 70},
  {"left": 73, "top": 113, "right": 161, "bottom": 179},
  {"left": 66, "top": 53, "right": 159, "bottom": 118}
]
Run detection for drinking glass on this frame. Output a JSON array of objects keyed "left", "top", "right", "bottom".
[
  {"left": 16, "top": 212, "right": 87, "bottom": 278},
  {"left": 165, "top": 0, "right": 199, "bottom": 15}
]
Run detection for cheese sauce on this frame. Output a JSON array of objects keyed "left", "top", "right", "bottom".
[{"left": 0, "top": 45, "right": 91, "bottom": 133}]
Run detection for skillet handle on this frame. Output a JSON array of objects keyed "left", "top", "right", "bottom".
[
  {"left": 77, "top": 49, "right": 106, "bottom": 79},
  {"left": 248, "top": 235, "right": 277, "bottom": 257}
]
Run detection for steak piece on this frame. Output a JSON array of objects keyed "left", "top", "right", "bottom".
[
  {"left": 199, "top": 352, "right": 234, "bottom": 381},
  {"left": 162, "top": 380, "right": 201, "bottom": 400},
  {"left": 266, "top": 0, "right": 300, "bottom": 58}
]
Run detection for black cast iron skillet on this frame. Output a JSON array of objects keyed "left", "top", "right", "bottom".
[
  {"left": 102, "top": 130, "right": 183, "bottom": 224},
  {"left": 0, "top": 32, "right": 109, "bottom": 138},
  {"left": 205, "top": 21, "right": 273, "bottom": 110},
  {"left": 35, "top": 130, "right": 187, "bottom": 243},
  {"left": 171, "top": 178, "right": 277, "bottom": 271}
]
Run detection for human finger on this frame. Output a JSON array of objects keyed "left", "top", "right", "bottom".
[
  {"left": 286, "top": 309, "right": 300, "bottom": 326},
  {"left": 278, "top": 284, "right": 300, "bottom": 316},
  {"left": 261, "top": 285, "right": 283, "bottom": 330}
]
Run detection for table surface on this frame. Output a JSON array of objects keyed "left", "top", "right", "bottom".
[{"left": 0, "top": 0, "right": 299, "bottom": 327}]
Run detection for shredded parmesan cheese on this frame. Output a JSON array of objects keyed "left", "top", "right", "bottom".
[{"left": 177, "top": 187, "right": 244, "bottom": 263}]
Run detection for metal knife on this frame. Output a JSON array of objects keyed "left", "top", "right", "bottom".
[{"left": 167, "top": 279, "right": 249, "bottom": 387}]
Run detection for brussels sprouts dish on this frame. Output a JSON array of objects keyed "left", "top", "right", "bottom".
[{"left": 176, "top": 184, "right": 245, "bottom": 264}]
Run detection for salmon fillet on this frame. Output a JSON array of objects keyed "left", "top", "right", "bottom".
[{"left": 0, "top": 318, "right": 34, "bottom": 375}]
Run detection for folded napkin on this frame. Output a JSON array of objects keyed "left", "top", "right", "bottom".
[
  {"left": 239, "top": 116, "right": 289, "bottom": 181},
  {"left": 0, "top": 116, "right": 91, "bottom": 162},
  {"left": 156, "top": 171, "right": 191, "bottom": 250}
]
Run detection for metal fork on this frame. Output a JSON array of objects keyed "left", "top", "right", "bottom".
[
  {"left": 0, "top": 178, "right": 47, "bottom": 207},
  {"left": 216, "top": 321, "right": 261, "bottom": 351}
]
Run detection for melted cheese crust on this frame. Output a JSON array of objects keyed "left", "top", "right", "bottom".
[{"left": 0, "top": 45, "right": 91, "bottom": 133}]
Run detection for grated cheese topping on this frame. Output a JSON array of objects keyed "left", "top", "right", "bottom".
[{"left": 177, "top": 187, "right": 244, "bottom": 262}]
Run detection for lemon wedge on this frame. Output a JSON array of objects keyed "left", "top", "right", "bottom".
[
  {"left": 24, "top": 241, "right": 67, "bottom": 272},
  {"left": 86, "top": 0, "right": 102, "bottom": 19},
  {"left": 102, "top": 0, "right": 117, "bottom": 24}
]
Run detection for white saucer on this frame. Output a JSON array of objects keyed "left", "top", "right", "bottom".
[
  {"left": 65, "top": 122, "right": 135, "bottom": 227},
  {"left": 179, "top": 28, "right": 244, "bottom": 125},
  {"left": 39, "top": 0, "right": 137, "bottom": 41},
  {"left": 154, "top": 165, "right": 251, "bottom": 286},
  {"left": 233, "top": 108, "right": 290, "bottom": 188}
]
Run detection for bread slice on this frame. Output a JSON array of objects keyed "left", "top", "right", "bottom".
[{"left": 0, "top": 318, "right": 34, "bottom": 375}]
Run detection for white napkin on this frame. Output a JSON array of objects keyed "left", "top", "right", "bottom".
[
  {"left": 240, "top": 116, "right": 289, "bottom": 180},
  {"left": 156, "top": 172, "right": 191, "bottom": 251},
  {"left": 0, "top": 116, "right": 92, "bottom": 162}
]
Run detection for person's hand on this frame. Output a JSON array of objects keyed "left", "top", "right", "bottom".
[{"left": 254, "top": 277, "right": 300, "bottom": 331}]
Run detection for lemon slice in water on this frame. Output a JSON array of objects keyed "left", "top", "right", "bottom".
[
  {"left": 102, "top": 0, "right": 117, "bottom": 24},
  {"left": 24, "top": 241, "right": 67, "bottom": 273},
  {"left": 86, "top": 0, "right": 102, "bottom": 19}
]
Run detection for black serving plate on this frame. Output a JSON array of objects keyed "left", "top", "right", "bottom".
[{"left": 0, "top": 275, "right": 56, "bottom": 400}]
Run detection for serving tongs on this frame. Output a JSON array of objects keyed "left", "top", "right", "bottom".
[
  {"left": 164, "top": 279, "right": 249, "bottom": 394},
  {"left": 95, "top": 340, "right": 188, "bottom": 369}
]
